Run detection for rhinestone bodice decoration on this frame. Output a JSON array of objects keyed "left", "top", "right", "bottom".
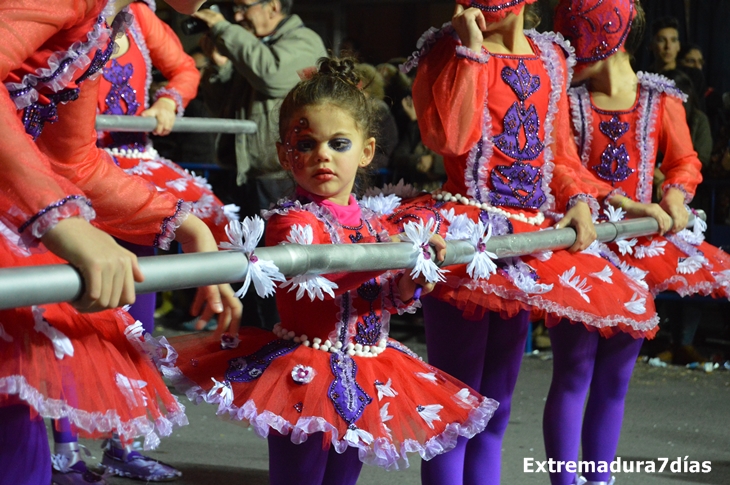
[
  {"left": 592, "top": 115, "right": 634, "bottom": 184},
  {"left": 489, "top": 60, "right": 547, "bottom": 209}
]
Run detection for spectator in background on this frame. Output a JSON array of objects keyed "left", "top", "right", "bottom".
[
  {"left": 679, "top": 43, "right": 705, "bottom": 71},
  {"left": 354, "top": 63, "right": 398, "bottom": 178},
  {"left": 190, "top": 0, "right": 326, "bottom": 329},
  {"left": 649, "top": 16, "right": 681, "bottom": 73}
]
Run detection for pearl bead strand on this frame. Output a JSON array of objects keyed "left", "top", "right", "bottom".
[
  {"left": 272, "top": 324, "right": 387, "bottom": 358},
  {"left": 433, "top": 191, "right": 545, "bottom": 226}
]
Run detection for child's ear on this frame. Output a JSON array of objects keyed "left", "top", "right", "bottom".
[
  {"left": 359, "top": 137, "right": 376, "bottom": 167},
  {"left": 276, "top": 141, "right": 291, "bottom": 170}
]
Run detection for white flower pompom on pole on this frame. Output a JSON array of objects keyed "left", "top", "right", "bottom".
[
  {"left": 280, "top": 224, "right": 338, "bottom": 301},
  {"left": 401, "top": 219, "right": 447, "bottom": 284},
  {"left": 466, "top": 221, "right": 498, "bottom": 280},
  {"left": 604, "top": 205, "right": 626, "bottom": 222},
  {"left": 219, "top": 216, "right": 286, "bottom": 299}
]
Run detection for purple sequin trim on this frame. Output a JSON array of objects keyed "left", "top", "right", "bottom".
[
  {"left": 593, "top": 115, "right": 635, "bottom": 183},
  {"left": 102, "top": 59, "right": 140, "bottom": 115},
  {"left": 154, "top": 199, "right": 191, "bottom": 250},
  {"left": 155, "top": 87, "right": 185, "bottom": 117},
  {"left": 634, "top": 76, "right": 660, "bottom": 203},
  {"left": 568, "top": 85, "right": 594, "bottom": 167},
  {"left": 225, "top": 339, "right": 299, "bottom": 383},
  {"left": 19, "top": 195, "right": 94, "bottom": 236},
  {"left": 127, "top": 15, "right": 153, "bottom": 111},
  {"left": 328, "top": 352, "right": 372, "bottom": 426},
  {"left": 455, "top": 45, "right": 490, "bottom": 64},
  {"left": 564, "top": 2, "right": 634, "bottom": 62},
  {"left": 465, "top": 0, "right": 526, "bottom": 12}
]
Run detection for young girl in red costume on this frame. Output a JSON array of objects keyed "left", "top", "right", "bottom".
[
  {"left": 163, "top": 57, "right": 498, "bottom": 485},
  {"left": 391, "top": 1, "right": 660, "bottom": 483},
  {"left": 548, "top": 2, "right": 730, "bottom": 484},
  {"left": 0, "top": 1, "right": 240, "bottom": 484}
]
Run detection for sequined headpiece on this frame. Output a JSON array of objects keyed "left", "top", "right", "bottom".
[
  {"left": 456, "top": 0, "right": 537, "bottom": 23},
  {"left": 554, "top": 0, "right": 636, "bottom": 63}
]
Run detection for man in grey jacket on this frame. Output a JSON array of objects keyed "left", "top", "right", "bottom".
[
  {"left": 194, "top": 0, "right": 326, "bottom": 208},
  {"left": 194, "top": 0, "right": 326, "bottom": 327}
]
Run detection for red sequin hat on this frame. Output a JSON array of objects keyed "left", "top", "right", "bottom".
[
  {"left": 456, "top": 0, "right": 538, "bottom": 23},
  {"left": 554, "top": 0, "right": 636, "bottom": 62}
]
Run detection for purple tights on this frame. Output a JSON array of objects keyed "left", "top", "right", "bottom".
[
  {"left": 0, "top": 404, "right": 51, "bottom": 485},
  {"left": 420, "top": 297, "right": 530, "bottom": 485},
  {"left": 268, "top": 433, "right": 362, "bottom": 485},
  {"left": 543, "top": 320, "right": 643, "bottom": 485},
  {"left": 117, "top": 240, "right": 156, "bottom": 334}
]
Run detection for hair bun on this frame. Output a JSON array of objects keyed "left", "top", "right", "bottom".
[{"left": 317, "top": 57, "right": 361, "bottom": 89}]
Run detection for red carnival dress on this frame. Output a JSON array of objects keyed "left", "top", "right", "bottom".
[
  {"left": 568, "top": 73, "right": 730, "bottom": 298},
  {"left": 391, "top": 25, "right": 659, "bottom": 338},
  {"left": 97, "top": 1, "right": 234, "bottom": 243},
  {"left": 0, "top": 0, "right": 189, "bottom": 447},
  {"left": 164, "top": 195, "right": 497, "bottom": 470}
]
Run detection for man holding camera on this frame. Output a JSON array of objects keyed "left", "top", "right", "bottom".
[
  {"left": 193, "top": 0, "right": 325, "bottom": 205},
  {"left": 193, "top": 0, "right": 325, "bottom": 328}
]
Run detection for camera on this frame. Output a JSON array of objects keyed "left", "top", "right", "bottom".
[{"left": 181, "top": 4, "right": 234, "bottom": 35}]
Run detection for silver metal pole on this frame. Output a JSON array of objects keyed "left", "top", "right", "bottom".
[
  {"left": 0, "top": 214, "right": 702, "bottom": 309},
  {"left": 95, "top": 115, "right": 257, "bottom": 134}
]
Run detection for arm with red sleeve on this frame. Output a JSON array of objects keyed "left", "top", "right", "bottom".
[
  {"left": 133, "top": 2, "right": 199, "bottom": 113},
  {"left": 412, "top": 31, "right": 489, "bottom": 157},
  {"left": 657, "top": 95, "right": 703, "bottom": 201}
]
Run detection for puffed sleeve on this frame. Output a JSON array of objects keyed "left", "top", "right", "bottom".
[
  {"left": 132, "top": 2, "right": 198, "bottom": 114},
  {"left": 265, "top": 211, "right": 384, "bottom": 296},
  {"left": 549, "top": 69, "right": 601, "bottom": 214},
  {"left": 0, "top": 0, "right": 97, "bottom": 239},
  {"left": 657, "top": 95, "right": 703, "bottom": 201},
  {"left": 412, "top": 32, "right": 490, "bottom": 157},
  {"left": 36, "top": 75, "right": 188, "bottom": 248}
]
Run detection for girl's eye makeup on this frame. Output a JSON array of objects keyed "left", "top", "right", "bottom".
[
  {"left": 329, "top": 138, "right": 352, "bottom": 152},
  {"left": 295, "top": 139, "right": 316, "bottom": 152}
]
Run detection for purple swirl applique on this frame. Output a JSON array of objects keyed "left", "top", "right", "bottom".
[
  {"left": 479, "top": 210, "right": 513, "bottom": 235},
  {"left": 225, "top": 339, "right": 299, "bottom": 383},
  {"left": 328, "top": 352, "right": 372, "bottom": 426},
  {"left": 22, "top": 103, "right": 58, "bottom": 140},
  {"left": 488, "top": 161, "right": 547, "bottom": 209},
  {"left": 489, "top": 60, "right": 547, "bottom": 209},
  {"left": 354, "top": 312, "right": 382, "bottom": 347},
  {"left": 102, "top": 59, "right": 140, "bottom": 116},
  {"left": 592, "top": 115, "right": 634, "bottom": 183}
]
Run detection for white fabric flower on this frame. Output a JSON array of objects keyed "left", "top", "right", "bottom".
[
  {"left": 417, "top": 404, "right": 444, "bottom": 429},
  {"left": 617, "top": 261, "right": 649, "bottom": 290},
  {"left": 454, "top": 388, "right": 480, "bottom": 409},
  {"left": 344, "top": 426, "right": 374, "bottom": 446},
  {"left": 624, "top": 293, "right": 647, "bottom": 314},
  {"left": 591, "top": 266, "right": 614, "bottom": 284},
  {"left": 581, "top": 240, "right": 604, "bottom": 258},
  {"left": 364, "top": 179, "right": 421, "bottom": 198},
  {"left": 677, "top": 255, "right": 706, "bottom": 275},
  {"left": 466, "top": 221, "right": 498, "bottom": 280},
  {"left": 401, "top": 219, "right": 448, "bottom": 284},
  {"left": 280, "top": 224, "right": 338, "bottom": 301},
  {"left": 124, "top": 320, "right": 145, "bottom": 342},
  {"left": 559, "top": 267, "right": 592, "bottom": 303},
  {"left": 504, "top": 263, "right": 553, "bottom": 294},
  {"left": 32, "top": 307, "right": 73, "bottom": 359},
  {"left": 634, "top": 240, "right": 666, "bottom": 259},
  {"left": 359, "top": 193, "right": 401, "bottom": 215},
  {"left": 604, "top": 205, "right": 626, "bottom": 222},
  {"left": 165, "top": 178, "right": 188, "bottom": 191},
  {"left": 380, "top": 402, "right": 393, "bottom": 434},
  {"left": 125, "top": 160, "right": 162, "bottom": 176},
  {"left": 416, "top": 372, "right": 438, "bottom": 383},
  {"left": 375, "top": 378, "right": 398, "bottom": 400},
  {"left": 222, "top": 204, "right": 240, "bottom": 222},
  {"left": 616, "top": 238, "right": 638, "bottom": 256},
  {"left": 291, "top": 365, "right": 316, "bottom": 384},
  {"left": 206, "top": 378, "right": 234, "bottom": 413},
  {"left": 441, "top": 210, "right": 473, "bottom": 241},
  {"left": 219, "top": 216, "right": 286, "bottom": 298},
  {"left": 116, "top": 373, "right": 148, "bottom": 408}
]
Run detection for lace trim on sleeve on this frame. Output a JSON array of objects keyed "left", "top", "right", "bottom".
[
  {"left": 154, "top": 200, "right": 192, "bottom": 250},
  {"left": 567, "top": 194, "right": 600, "bottom": 219},
  {"left": 18, "top": 196, "right": 96, "bottom": 239},
  {"left": 154, "top": 87, "right": 185, "bottom": 117}
]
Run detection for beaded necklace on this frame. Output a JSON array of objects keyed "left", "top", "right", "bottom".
[{"left": 433, "top": 191, "right": 545, "bottom": 226}]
